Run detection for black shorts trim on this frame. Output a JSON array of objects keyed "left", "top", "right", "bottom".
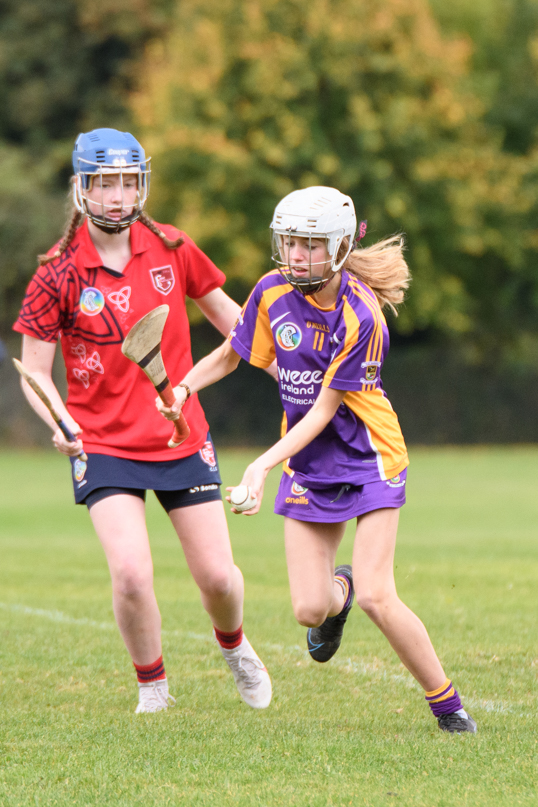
[{"left": 85, "top": 484, "right": 222, "bottom": 512}]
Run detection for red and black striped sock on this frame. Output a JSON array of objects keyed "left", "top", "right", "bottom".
[
  {"left": 214, "top": 624, "right": 243, "bottom": 650},
  {"left": 133, "top": 655, "right": 166, "bottom": 684}
]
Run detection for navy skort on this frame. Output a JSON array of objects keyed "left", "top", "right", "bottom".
[{"left": 70, "top": 434, "right": 222, "bottom": 512}]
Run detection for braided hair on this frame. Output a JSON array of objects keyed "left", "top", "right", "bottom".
[{"left": 138, "top": 212, "right": 184, "bottom": 249}]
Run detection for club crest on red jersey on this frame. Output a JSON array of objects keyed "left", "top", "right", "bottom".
[
  {"left": 149, "top": 266, "right": 175, "bottom": 296},
  {"left": 199, "top": 441, "right": 217, "bottom": 468}
]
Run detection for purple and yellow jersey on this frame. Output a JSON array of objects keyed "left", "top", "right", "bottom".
[{"left": 228, "top": 270, "right": 409, "bottom": 487}]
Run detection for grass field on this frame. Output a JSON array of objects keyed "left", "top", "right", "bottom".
[{"left": 0, "top": 447, "right": 536, "bottom": 806}]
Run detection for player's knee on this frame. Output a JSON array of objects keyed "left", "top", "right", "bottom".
[
  {"left": 293, "top": 602, "right": 327, "bottom": 628},
  {"left": 113, "top": 565, "right": 153, "bottom": 600},
  {"left": 199, "top": 569, "right": 234, "bottom": 600},
  {"left": 355, "top": 589, "right": 389, "bottom": 621}
]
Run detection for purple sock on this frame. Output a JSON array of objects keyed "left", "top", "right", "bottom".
[
  {"left": 425, "top": 679, "right": 463, "bottom": 717},
  {"left": 335, "top": 573, "right": 353, "bottom": 610}
]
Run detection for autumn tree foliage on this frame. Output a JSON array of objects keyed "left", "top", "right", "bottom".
[
  {"left": 0, "top": 0, "right": 173, "bottom": 331},
  {"left": 133, "top": 0, "right": 538, "bottom": 360}
]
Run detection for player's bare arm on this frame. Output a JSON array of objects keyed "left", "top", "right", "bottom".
[
  {"left": 235, "top": 386, "right": 346, "bottom": 514},
  {"left": 20, "top": 334, "right": 84, "bottom": 456},
  {"left": 156, "top": 339, "right": 241, "bottom": 420},
  {"left": 194, "top": 289, "right": 278, "bottom": 381}
]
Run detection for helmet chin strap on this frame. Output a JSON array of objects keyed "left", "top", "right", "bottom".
[
  {"left": 281, "top": 268, "right": 339, "bottom": 296},
  {"left": 88, "top": 210, "right": 140, "bottom": 234}
]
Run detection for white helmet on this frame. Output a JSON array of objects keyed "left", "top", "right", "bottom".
[{"left": 270, "top": 186, "right": 357, "bottom": 294}]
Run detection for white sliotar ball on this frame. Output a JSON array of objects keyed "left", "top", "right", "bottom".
[{"left": 230, "top": 485, "right": 257, "bottom": 512}]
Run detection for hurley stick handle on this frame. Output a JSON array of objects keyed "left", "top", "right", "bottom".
[
  {"left": 159, "top": 382, "right": 190, "bottom": 448},
  {"left": 13, "top": 358, "right": 88, "bottom": 461}
]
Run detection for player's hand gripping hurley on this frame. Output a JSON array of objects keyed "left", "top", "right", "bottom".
[
  {"left": 12, "top": 358, "right": 88, "bottom": 461},
  {"left": 121, "top": 305, "right": 190, "bottom": 448}
]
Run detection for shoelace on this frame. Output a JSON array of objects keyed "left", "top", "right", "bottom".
[
  {"left": 139, "top": 682, "right": 176, "bottom": 710},
  {"left": 231, "top": 655, "right": 266, "bottom": 690}
]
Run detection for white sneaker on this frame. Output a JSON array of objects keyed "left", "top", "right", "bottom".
[
  {"left": 218, "top": 634, "right": 272, "bottom": 709},
  {"left": 135, "top": 678, "right": 176, "bottom": 713}
]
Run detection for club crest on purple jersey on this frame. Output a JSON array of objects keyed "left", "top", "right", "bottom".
[
  {"left": 360, "top": 360, "right": 381, "bottom": 385},
  {"left": 276, "top": 322, "right": 302, "bottom": 351},
  {"left": 149, "top": 265, "right": 175, "bottom": 295}
]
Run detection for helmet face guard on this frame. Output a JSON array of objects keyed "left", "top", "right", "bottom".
[
  {"left": 271, "top": 229, "right": 345, "bottom": 295},
  {"left": 72, "top": 129, "right": 150, "bottom": 233},
  {"left": 270, "top": 187, "right": 357, "bottom": 296},
  {"left": 73, "top": 160, "right": 151, "bottom": 233}
]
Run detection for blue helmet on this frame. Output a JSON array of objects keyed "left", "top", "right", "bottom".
[{"left": 72, "top": 128, "right": 151, "bottom": 232}]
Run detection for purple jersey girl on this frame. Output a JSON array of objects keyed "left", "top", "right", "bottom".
[{"left": 158, "top": 187, "right": 477, "bottom": 735}]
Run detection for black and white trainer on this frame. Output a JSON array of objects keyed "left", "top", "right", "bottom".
[
  {"left": 307, "top": 564, "right": 354, "bottom": 663},
  {"left": 438, "top": 710, "right": 477, "bottom": 734}
]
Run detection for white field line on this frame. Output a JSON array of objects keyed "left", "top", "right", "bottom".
[
  {"left": 0, "top": 601, "right": 115, "bottom": 631},
  {"left": 0, "top": 602, "right": 208, "bottom": 641},
  {"left": 0, "top": 602, "right": 523, "bottom": 715}
]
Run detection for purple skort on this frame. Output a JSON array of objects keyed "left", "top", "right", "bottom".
[{"left": 274, "top": 468, "right": 407, "bottom": 523}]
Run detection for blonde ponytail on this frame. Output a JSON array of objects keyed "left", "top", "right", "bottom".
[{"left": 341, "top": 234, "right": 410, "bottom": 315}]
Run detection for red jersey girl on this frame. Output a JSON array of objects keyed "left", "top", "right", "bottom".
[{"left": 14, "top": 128, "right": 272, "bottom": 713}]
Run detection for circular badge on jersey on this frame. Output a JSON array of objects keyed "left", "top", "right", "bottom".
[
  {"left": 276, "top": 322, "right": 302, "bottom": 351},
  {"left": 79, "top": 287, "right": 105, "bottom": 317}
]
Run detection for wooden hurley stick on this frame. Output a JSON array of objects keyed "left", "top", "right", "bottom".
[
  {"left": 13, "top": 358, "right": 88, "bottom": 461},
  {"left": 121, "top": 305, "right": 190, "bottom": 448}
]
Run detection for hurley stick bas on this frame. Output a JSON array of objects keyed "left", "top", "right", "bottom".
[
  {"left": 13, "top": 358, "right": 88, "bottom": 461},
  {"left": 121, "top": 304, "right": 190, "bottom": 448}
]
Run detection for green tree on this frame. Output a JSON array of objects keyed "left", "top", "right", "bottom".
[
  {"left": 430, "top": 0, "right": 538, "bottom": 155},
  {"left": 133, "top": 0, "right": 538, "bottom": 360},
  {"left": 0, "top": 0, "right": 173, "bottom": 332}
]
